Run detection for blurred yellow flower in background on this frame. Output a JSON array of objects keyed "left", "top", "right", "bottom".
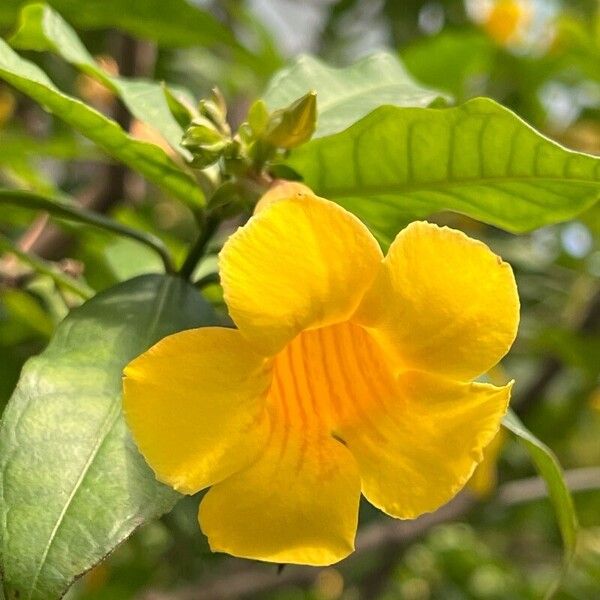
[
  {"left": 123, "top": 184, "right": 520, "bottom": 566},
  {"left": 0, "top": 86, "right": 15, "bottom": 127},
  {"left": 468, "top": 429, "right": 507, "bottom": 498},
  {"left": 484, "top": 0, "right": 532, "bottom": 45},
  {"left": 589, "top": 387, "right": 600, "bottom": 410}
]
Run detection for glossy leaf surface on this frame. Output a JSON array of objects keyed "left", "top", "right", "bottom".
[
  {"left": 286, "top": 99, "right": 600, "bottom": 240},
  {"left": 0, "top": 275, "right": 217, "bottom": 600},
  {"left": 263, "top": 53, "right": 446, "bottom": 138},
  {"left": 10, "top": 3, "right": 190, "bottom": 157},
  {"left": 0, "top": 39, "right": 204, "bottom": 208},
  {"left": 502, "top": 409, "right": 578, "bottom": 559}
]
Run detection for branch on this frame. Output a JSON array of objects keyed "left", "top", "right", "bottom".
[
  {"left": 496, "top": 466, "right": 600, "bottom": 506},
  {"left": 138, "top": 497, "right": 473, "bottom": 600},
  {"left": 138, "top": 467, "right": 600, "bottom": 600},
  {"left": 178, "top": 214, "right": 220, "bottom": 280},
  {"left": 0, "top": 190, "right": 175, "bottom": 274},
  {"left": 514, "top": 285, "right": 600, "bottom": 416}
]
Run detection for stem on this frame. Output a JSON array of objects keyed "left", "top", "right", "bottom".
[
  {"left": 0, "top": 233, "right": 94, "bottom": 299},
  {"left": 0, "top": 190, "right": 175, "bottom": 274},
  {"left": 179, "top": 213, "right": 219, "bottom": 281}
]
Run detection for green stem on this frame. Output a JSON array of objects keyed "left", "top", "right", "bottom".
[
  {"left": 0, "top": 189, "right": 175, "bottom": 274},
  {"left": 179, "top": 213, "right": 219, "bottom": 281},
  {"left": 0, "top": 233, "right": 94, "bottom": 299}
]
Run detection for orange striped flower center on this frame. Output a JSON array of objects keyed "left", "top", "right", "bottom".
[{"left": 267, "top": 321, "right": 398, "bottom": 438}]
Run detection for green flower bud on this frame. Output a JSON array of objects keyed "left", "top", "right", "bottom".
[
  {"left": 182, "top": 116, "right": 230, "bottom": 168},
  {"left": 247, "top": 99, "right": 269, "bottom": 136},
  {"left": 198, "top": 87, "right": 229, "bottom": 135},
  {"left": 263, "top": 91, "right": 316, "bottom": 149}
]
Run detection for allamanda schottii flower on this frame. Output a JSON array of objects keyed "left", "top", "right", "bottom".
[{"left": 123, "top": 184, "right": 519, "bottom": 566}]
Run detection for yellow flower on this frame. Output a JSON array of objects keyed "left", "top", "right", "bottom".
[
  {"left": 123, "top": 185, "right": 520, "bottom": 566},
  {"left": 483, "top": 0, "right": 532, "bottom": 46}
]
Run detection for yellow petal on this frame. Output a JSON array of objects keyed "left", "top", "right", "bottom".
[
  {"left": 356, "top": 221, "right": 519, "bottom": 380},
  {"left": 123, "top": 327, "right": 270, "bottom": 494},
  {"left": 254, "top": 180, "right": 314, "bottom": 214},
  {"left": 219, "top": 193, "right": 383, "bottom": 355},
  {"left": 199, "top": 413, "right": 361, "bottom": 565},
  {"left": 339, "top": 371, "right": 511, "bottom": 519}
]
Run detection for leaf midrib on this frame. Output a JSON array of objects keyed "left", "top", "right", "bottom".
[
  {"left": 27, "top": 405, "right": 120, "bottom": 598},
  {"left": 316, "top": 175, "right": 600, "bottom": 199}
]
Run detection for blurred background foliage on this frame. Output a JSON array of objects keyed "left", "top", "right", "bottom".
[{"left": 0, "top": 0, "right": 599, "bottom": 598}]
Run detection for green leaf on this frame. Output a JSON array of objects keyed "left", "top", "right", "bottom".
[
  {"left": 0, "top": 156, "right": 56, "bottom": 194},
  {"left": 0, "top": 274, "right": 217, "bottom": 600},
  {"left": 9, "top": 2, "right": 96, "bottom": 65},
  {"left": 10, "top": 3, "right": 191, "bottom": 158},
  {"left": 0, "top": 0, "right": 238, "bottom": 50},
  {"left": 502, "top": 409, "right": 578, "bottom": 559},
  {"left": 285, "top": 98, "right": 600, "bottom": 241},
  {"left": 1, "top": 288, "right": 54, "bottom": 339},
  {"left": 162, "top": 83, "right": 198, "bottom": 129},
  {"left": 263, "top": 52, "right": 447, "bottom": 138},
  {"left": 402, "top": 30, "right": 497, "bottom": 102},
  {"left": 0, "top": 39, "right": 204, "bottom": 209},
  {"left": 1, "top": 128, "right": 101, "bottom": 161}
]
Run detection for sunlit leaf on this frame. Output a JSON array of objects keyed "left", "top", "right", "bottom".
[
  {"left": 0, "top": 39, "right": 204, "bottom": 208},
  {"left": 0, "top": 288, "right": 53, "bottom": 339},
  {"left": 0, "top": 274, "right": 217, "bottom": 600},
  {"left": 286, "top": 98, "right": 600, "bottom": 241},
  {"left": 0, "top": 0, "right": 238, "bottom": 51},
  {"left": 263, "top": 52, "right": 447, "bottom": 138},
  {"left": 10, "top": 3, "right": 191, "bottom": 158},
  {"left": 1, "top": 128, "right": 100, "bottom": 161}
]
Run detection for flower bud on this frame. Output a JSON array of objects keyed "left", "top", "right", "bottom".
[
  {"left": 182, "top": 116, "right": 230, "bottom": 168},
  {"left": 247, "top": 99, "right": 269, "bottom": 136},
  {"left": 263, "top": 91, "right": 317, "bottom": 149},
  {"left": 198, "top": 87, "right": 229, "bottom": 135}
]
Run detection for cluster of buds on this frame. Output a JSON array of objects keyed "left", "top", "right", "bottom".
[
  {"left": 242, "top": 90, "right": 317, "bottom": 150},
  {"left": 182, "top": 89, "right": 317, "bottom": 173},
  {"left": 181, "top": 88, "right": 317, "bottom": 217},
  {"left": 239, "top": 91, "right": 316, "bottom": 172},
  {"left": 181, "top": 88, "right": 234, "bottom": 168}
]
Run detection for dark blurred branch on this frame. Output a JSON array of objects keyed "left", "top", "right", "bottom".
[
  {"left": 497, "top": 466, "right": 600, "bottom": 506},
  {"left": 7, "top": 33, "right": 152, "bottom": 264},
  {"left": 514, "top": 285, "right": 600, "bottom": 416},
  {"left": 0, "top": 190, "right": 175, "bottom": 273},
  {"left": 139, "top": 495, "right": 473, "bottom": 600},
  {"left": 358, "top": 546, "right": 404, "bottom": 600},
  {"left": 178, "top": 214, "right": 220, "bottom": 280},
  {"left": 138, "top": 467, "right": 600, "bottom": 600}
]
